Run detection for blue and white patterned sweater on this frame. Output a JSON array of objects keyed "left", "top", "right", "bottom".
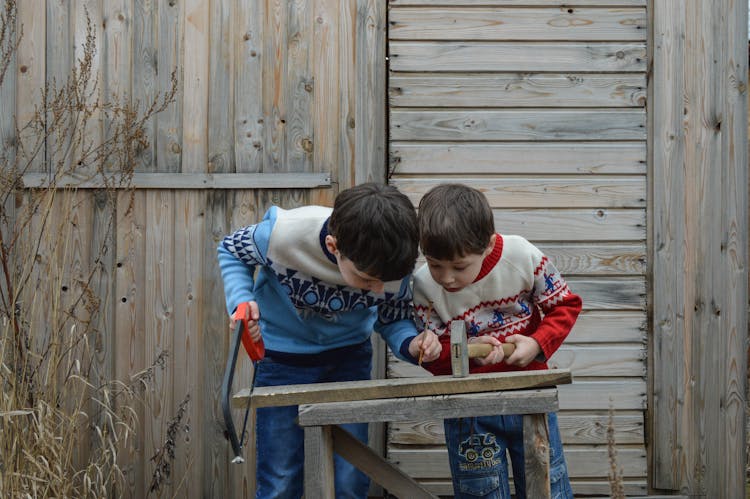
[{"left": 217, "top": 205, "right": 418, "bottom": 361}]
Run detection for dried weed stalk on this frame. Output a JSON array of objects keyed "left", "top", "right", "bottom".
[
  {"left": 607, "top": 402, "right": 626, "bottom": 499},
  {"left": 0, "top": 0, "right": 177, "bottom": 497}
]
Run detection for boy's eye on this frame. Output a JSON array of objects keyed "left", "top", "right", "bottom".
[{"left": 454, "top": 266, "right": 468, "bottom": 271}]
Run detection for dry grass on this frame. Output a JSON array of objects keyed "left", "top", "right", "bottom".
[
  {"left": 0, "top": 1, "right": 181, "bottom": 496},
  {"left": 607, "top": 402, "right": 626, "bottom": 499}
]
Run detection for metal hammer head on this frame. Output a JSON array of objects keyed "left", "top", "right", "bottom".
[{"left": 450, "top": 320, "right": 469, "bottom": 377}]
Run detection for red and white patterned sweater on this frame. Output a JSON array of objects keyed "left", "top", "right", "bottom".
[{"left": 413, "top": 234, "right": 582, "bottom": 376}]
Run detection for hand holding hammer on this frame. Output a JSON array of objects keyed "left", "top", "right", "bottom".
[{"left": 450, "top": 320, "right": 515, "bottom": 377}]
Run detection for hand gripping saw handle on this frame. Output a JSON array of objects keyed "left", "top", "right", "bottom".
[{"left": 220, "top": 303, "right": 265, "bottom": 464}]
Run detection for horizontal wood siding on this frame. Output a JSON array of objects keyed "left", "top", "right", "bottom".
[{"left": 387, "top": 0, "right": 649, "bottom": 495}]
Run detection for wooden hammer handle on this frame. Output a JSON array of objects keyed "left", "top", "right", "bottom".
[{"left": 467, "top": 342, "right": 516, "bottom": 358}]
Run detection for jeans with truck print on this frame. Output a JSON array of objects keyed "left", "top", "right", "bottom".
[{"left": 444, "top": 412, "right": 573, "bottom": 499}]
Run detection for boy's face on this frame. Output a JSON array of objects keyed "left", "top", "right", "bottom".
[
  {"left": 325, "top": 235, "right": 386, "bottom": 293},
  {"left": 425, "top": 235, "right": 496, "bottom": 292}
]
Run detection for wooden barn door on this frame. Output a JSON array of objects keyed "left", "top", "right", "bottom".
[
  {"left": 386, "top": 0, "right": 649, "bottom": 495},
  {"left": 7, "top": 1, "right": 386, "bottom": 497}
]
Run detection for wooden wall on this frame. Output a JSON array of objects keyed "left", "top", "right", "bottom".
[
  {"left": 6, "top": 1, "right": 385, "bottom": 497},
  {"left": 386, "top": 0, "right": 650, "bottom": 495},
  {"left": 651, "top": 1, "right": 748, "bottom": 496}
]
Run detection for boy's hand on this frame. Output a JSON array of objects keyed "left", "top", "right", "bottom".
[
  {"left": 409, "top": 330, "right": 441, "bottom": 364},
  {"left": 230, "top": 301, "right": 261, "bottom": 343},
  {"left": 503, "top": 334, "right": 542, "bottom": 367},
  {"left": 468, "top": 335, "right": 506, "bottom": 366}
]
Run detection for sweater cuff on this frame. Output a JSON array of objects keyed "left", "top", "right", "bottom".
[{"left": 400, "top": 336, "right": 419, "bottom": 364}]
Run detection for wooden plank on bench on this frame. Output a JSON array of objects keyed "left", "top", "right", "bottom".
[
  {"left": 298, "top": 389, "right": 559, "bottom": 426},
  {"left": 234, "top": 368, "right": 571, "bottom": 408}
]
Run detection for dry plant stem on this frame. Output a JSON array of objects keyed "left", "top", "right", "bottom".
[
  {"left": 0, "top": 1, "right": 179, "bottom": 496},
  {"left": 607, "top": 403, "right": 626, "bottom": 499}
]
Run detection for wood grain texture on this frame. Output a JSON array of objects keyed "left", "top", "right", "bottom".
[
  {"left": 390, "top": 142, "right": 646, "bottom": 175},
  {"left": 393, "top": 176, "right": 646, "bottom": 208},
  {"left": 390, "top": 109, "right": 646, "bottom": 141},
  {"left": 389, "top": 0, "right": 646, "bottom": 5},
  {"left": 390, "top": 73, "right": 647, "bottom": 108},
  {"left": 389, "top": 412, "right": 645, "bottom": 446},
  {"left": 651, "top": 0, "right": 748, "bottom": 494},
  {"left": 298, "top": 389, "right": 559, "bottom": 425},
  {"left": 389, "top": 7, "right": 646, "bottom": 41},
  {"left": 389, "top": 42, "right": 647, "bottom": 72},
  {"left": 235, "top": 0, "right": 263, "bottom": 173},
  {"left": 237, "top": 369, "right": 572, "bottom": 408}
]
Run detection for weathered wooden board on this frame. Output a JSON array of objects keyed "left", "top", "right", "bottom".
[
  {"left": 389, "top": 446, "right": 647, "bottom": 479},
  {"left": 389, "top": 0, "right": 646, "bottom": 5},
  {"left": 297, "top": 389, "right": 559, "bottom": 425},
  {"left": 389, "top": 7, "right": 646, "bottom": 41},
  {"left": 235, "top": 369, "right": 572, "bottom": 408},
  {"left": 389, "top": 412, "right": 645, "bottom": 446},
  {"left": 390, "top": 142, "right": 646, "bottom": 175},
  {"left": 416, "top": 479, "right": 648, "bottom": 498},
  {"left": 389, "top": 345, "right": 644, "bottom": 378},
  {"left": 393, "top": 176, "right": 646, "bottom": 208},
  {"left": 492, "top": 209, "right": 645, "bottom": 242},
  {"left": 391, "top": 109, "right": 646, "bottom": 141},
  {"left": 389, "top": 42, "right": 647, "bottom": 72},
  {"left": 390, "top": 73, "right": 646, "bottom": 107}
]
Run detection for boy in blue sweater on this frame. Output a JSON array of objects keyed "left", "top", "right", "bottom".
[{"left": 218, "top": 183, "right": 441, "bottom": 499}]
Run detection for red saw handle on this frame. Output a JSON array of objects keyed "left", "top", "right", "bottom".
[{"left": 232, "top": 302, "right": 265, "bottom": 361}]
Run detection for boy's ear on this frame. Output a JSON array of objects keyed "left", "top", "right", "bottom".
[{"left": 325, "top": 235, "right": 338, "bottom": 255}]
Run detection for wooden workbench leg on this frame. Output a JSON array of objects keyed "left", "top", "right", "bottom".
[
  {"left": 523, "top": 413, "right": 551, "bottom": 499},
  {"left": 304, "top": 425, "right": 335, "bottom": 499}
]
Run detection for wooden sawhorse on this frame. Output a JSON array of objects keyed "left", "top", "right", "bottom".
[{"left": 233, "top": 369, "right": 571, "bottom": 498}]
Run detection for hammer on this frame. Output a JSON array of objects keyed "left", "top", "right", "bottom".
[{"left": 450, "top": 320, "right": 515, "bottom": 377}]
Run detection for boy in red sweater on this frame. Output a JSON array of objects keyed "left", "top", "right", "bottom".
[{"left": 414, "top": 183, "right": 581, "bottom": 499}]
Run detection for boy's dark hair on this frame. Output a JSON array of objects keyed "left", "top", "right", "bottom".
[
  {"left": 418, "top": 183, "right": 495, "bottom": 259},
  {"left": 328, "top": 183, "right": 418, "bottom": 281}
]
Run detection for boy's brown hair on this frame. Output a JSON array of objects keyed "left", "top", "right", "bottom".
[
  {"left": 418, "top": 183, "right": 495, "bottom": 259},
  {"left": 328, "top": 182, "right": 418, "bottom": 281}
]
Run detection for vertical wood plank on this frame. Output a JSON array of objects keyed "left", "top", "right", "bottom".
[
  {"left": 143, "top": 190, "right": 175, "bottom": 498},
  {"left": 286, "top": 0, "right": 313, "bottom": 173},
  {"left": 115, "top": 190, "right": 146, "bottom": 499},
  {"left": 235, "top": 0, "right": 263, "bottom": 173},
  {"left": 15, "top": 0, "right": 45, "bottom": 172},
  {"left": 182, "top": 0, "right": 209, "bottom": 174},
  {"left": 649, "top": 0, "right": 686, "bottom": 489},
  {"left": 133, "top": 0, "right": 157, "bottom": 171},
  {"left": 102, "top": 0, "right": 133, "bottom": 172},
  {"left": 229, "top": 190, "right": 262, "bottom": 494},
  {"left": 304, "top": 425, "right": 336, "bottom": 499},
  {"left": 264, "top": 0, "right": 288, "bottom": 172},
  {"left": 46, "top": 0, "right": 72, "bottom": 175},
  {"left": 523, "top": 414, "right": 551, "bottom": 499},
  {"left": 73, "top": 0, "right": 103, "bottom": 175},
  {"left": 652, "top": 0, "right": 748, "bottom": 495},
  {"left": 313, "top": 0, "right": 339, "bottom": 181},
  {"left": 719, "top": 0, "right": 748, "bottom": 495},
  {"left": 156, "top": 0, "right": 183, "bottom": 173},
  {"left": 0, "top": 0, "right": 16, "bottom": 170},
  {"left": 204, "top": 190, "right": 233, "bottom": 497},
  {"left": 337, "top": 0, "right": 356, "bottom": 191},
  {"left": 90, "top": 190, "right": 116, "bottom": 460},
  {"left": 208, "top": 0, "right": 235, "bottom": 174},
  {"left": 172, "top": 190, "right": 205, "bottom": 497},
  {"left": 355, "top": 0, "right": 386, "bottom": 184}
]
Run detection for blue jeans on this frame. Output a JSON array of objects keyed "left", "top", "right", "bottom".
[
  {"left": 253, "top": 341, "right": 372, "bottom": 499},
  {"left": 444, "top": 412, "right": 573, "bottom": 499}
]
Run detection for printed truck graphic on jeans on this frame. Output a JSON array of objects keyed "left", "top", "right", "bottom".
[{"left": 459, "top": 433, "right": 500, "bottom": 462}]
